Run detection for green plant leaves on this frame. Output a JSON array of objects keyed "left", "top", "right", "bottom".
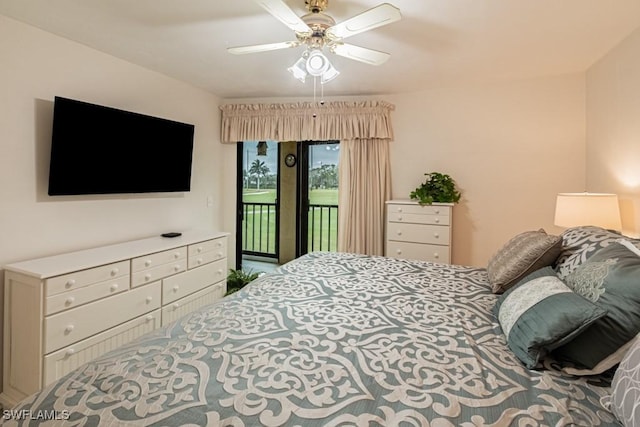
[
  {"left": 410, "top": 172, "right": 461, "bottom": 205},
  {"left": 226, "top": 268, "right": 261, "bottom": 296}
]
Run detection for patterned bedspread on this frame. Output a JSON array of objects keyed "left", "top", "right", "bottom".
[{"left": 5, "top": 252, "right": 620, "bottom": 426}]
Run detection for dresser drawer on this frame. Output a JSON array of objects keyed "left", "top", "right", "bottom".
[
  {"left": 43, "top": 310, "right": 161, "bottom": 387},
  {"left": 188, "top": 238, "right": 227, "bottom": 258},
  {"left": 188, "top": 248, "right": 226, "bottom": 269},
  {"left": 387, "top": 223, "right": 450, "bottom": 245},
  {"left": 386, "top": 241, "right": 450, "bottom": 264},
  {"left": 131, "top": 261, "right": 186, "bottom": 287},
  {"left": 387, "top": 212, "right": 450, "bottom": 226},
  {"left": 45, "top": 275, "right": 129, "bottom": 315},
  {"left": 131, "top": 247, "right": 186, "bottom": 272},
  {"left": 163, "top": 259, "right": 226, "bottom": 304},
  {"left": 44, "top": 281, "right": 161, "bottom": 354},
  {"left": 45, "top": 260, "right": 130, "bottom": 297},
  {"left": 387, "top": 204, "right": 450, "bottom": 216},
  {"left": 161, "top": 282, "right": 226, "bottom": 326}
]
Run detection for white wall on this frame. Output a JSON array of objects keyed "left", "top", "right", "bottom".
[
  {"left": 386, "top": 74, "right": 587, "bottom": 266},
  {"left": 586, "top": 26, "right": 640, "bottom": 237},
  {"left": 223, "top": 74, "right": 587, "bottom": 267},
  {"left": 0, "top": 15, "right": 227, "bottom": 390}
]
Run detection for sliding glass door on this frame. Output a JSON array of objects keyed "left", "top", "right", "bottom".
[
  {"left": 236, "top": 141, "right": 280, "bottom": 266},
  {"left": 297, "top": 141, "right": 339, "bottom": 256}
]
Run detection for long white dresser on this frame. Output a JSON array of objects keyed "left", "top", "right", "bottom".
[
  {"left": 385, "top": 200, "right": 453, "bottom": 263},
  {"left": 1, "top": 230, "right": 229, "bottom": 407}
]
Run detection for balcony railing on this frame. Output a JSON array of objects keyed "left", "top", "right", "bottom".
[
  {"left": 308, "top": 204, "right": 338, "bottom": 252},
  {"left": 242, "top": 202, "right": 277, "bottom": 258},
  {"left": 242, "top": 202, "right": 339, "bottom": 257}
]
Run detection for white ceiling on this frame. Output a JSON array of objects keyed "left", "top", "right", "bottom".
[{"left": 1, "top": 0, "right": 640, "bottom": 99}]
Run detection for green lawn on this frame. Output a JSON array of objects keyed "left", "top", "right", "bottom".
[
  {"left": 242, "top": 188, "right": 338, "bottom": 254},
  {"left": 243, "top": 188, "right": 337, "bottom": 205}
]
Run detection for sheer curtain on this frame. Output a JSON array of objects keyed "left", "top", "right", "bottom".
[{"left": 220, "top": 101, "right": 394, "bottom": 255}]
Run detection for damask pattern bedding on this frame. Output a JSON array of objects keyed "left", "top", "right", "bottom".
[{"left": 4, "top": 252, "right": 620, "bottom": 426}]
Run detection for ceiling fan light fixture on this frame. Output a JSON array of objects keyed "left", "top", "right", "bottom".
[
  {"left": 287, "top": 56, "right": 308, "bottom": 82},
  {"left": 321, "top": 63, "right": 340, "bottom": 84},
  {"left": 306, "top": 49, "right": 330, "bottom": 76}
]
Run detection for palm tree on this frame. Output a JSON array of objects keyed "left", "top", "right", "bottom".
[{"left": 249, "top": 159, "right": 270, "bottom": 190}]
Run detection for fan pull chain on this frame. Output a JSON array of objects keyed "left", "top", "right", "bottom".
[{"left": 313, "top": 76, "right": 318, "bottom": 118}]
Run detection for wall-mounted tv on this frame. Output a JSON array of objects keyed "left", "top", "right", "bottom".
[{"left": 48, "top": 96, "right": 195, "bottom": 196}]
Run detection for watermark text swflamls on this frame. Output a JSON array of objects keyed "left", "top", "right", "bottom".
[{"left": 2, "top": 409, "right": 71, "bottom": 421}]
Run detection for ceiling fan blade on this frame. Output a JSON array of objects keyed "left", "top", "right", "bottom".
[
  {"left": 326, "top": 3, "right": 401, "bottom": 40},
  {"left": 228, "top": 41, "right": 300, "bottom": 55},
  {"left": 253, "top": 0, "right": 312, "bottom": 35},
  {"left": 330, "top": 43, "right": 391, "bottom": 66}
]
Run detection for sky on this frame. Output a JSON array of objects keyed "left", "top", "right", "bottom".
[{"left": 243, "top": 141, "right": 339, "bottom": 174}]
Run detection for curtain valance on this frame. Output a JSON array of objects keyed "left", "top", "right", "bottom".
[{"left": 220, "top": 100, "right": 394, "bottom": 142}]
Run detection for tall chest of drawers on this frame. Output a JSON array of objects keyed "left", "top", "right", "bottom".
[
  {"left": 1, "top": 230, "right": 229, "bottom": 407},
  {"left": 385, "top": 200, "right": 453, "bottom": 263}
]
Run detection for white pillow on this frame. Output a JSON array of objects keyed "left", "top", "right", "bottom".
[{"left": 609, "top": 333, "right": 640, "bottom": 426}]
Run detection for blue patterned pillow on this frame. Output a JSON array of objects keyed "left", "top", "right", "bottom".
[
  {"left": 554, "top": 226, "right": 625, "bottom": 279},
  {"left": 493, "top": 267, "right": 606, "bottom": 369},
  {"left": 552, "top": 242, "right": 640, "bottom": 372}
]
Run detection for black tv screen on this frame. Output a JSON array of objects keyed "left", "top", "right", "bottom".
[{"left": 48, "top": 96, "right": 195, "bottom": 196}]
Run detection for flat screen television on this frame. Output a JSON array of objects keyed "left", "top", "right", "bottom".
[{"left": 48, "top": 96, "right": 195, "bottom": 196}]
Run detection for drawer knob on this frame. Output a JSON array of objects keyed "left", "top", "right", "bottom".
[
  {"left": 435, "top": 218, "right": 440, "bottom": 223},
  {"left": 434, "top": 253, "right": 440, "bottom": 259},
  {"left": 65, "top": 297, "right": 75, "bottom": 306},
  {"left": 396, "top": 231, "right": 402, "bottom": 236},
  {"left": 216, "top": 242, "right": 222, "bottom": 247},
  {"left": 197, "top": 258, "right": 203, "bottom": 265},
  {"left": 174, "top": 252, "right": 181, "bottom": 259},
  {"left": 434, "top": 209, "right": 440, "bottom": 214},
  {"left": 174, "top": 265, "right": 181, "bottom": 271},
  {"left": 397, "top": 207, "right": 403, "bottom": 213},
  {"left": 65, "top": 279, "right": 75, "bottom": 289},
  {"left": 65, "top": 349, "right": 75, "bottom": 357},
  {"left": 173, "top": 303, "right": 180, "bottom": 309},
  {"left": 217, "top": 252, "right": 223, "bottom": 258},
  {"left": 396, "top": 249, "right": 402, "bottom": 255},
  {"left": 434, "top": 233, "right": 440, "bottom": 238},
  {"left": 197, "top": 246, "right": 203, "bottom": 253},
  {"left": 64, "top": 324, "right": 74, "bottom": 334},
  {"left": 111, "top": 268, "right": 119, "bottom": 276},
  {"left": 146, "top": 296, "right": 153, "bottom": 303},
  {"left": 173, "top": 285, "right": 180, "bottom": 293},
  {"left": 145, "top": 273, "right": 152, "bottom": 281},
  {"left": 145, "top": 260, "right": 152, "bottom": 267},
  {"left": 217, "top": 269, "right": 223, "bottom": 276},
  {"left": 145, "top": 315, "right": 154, "bottom": 322},
  {"left": 398, "top": 216, "right": 403, "bottom": 221},
  {"left": 110, "top": 284, "right": 119, "bottom": 292}
]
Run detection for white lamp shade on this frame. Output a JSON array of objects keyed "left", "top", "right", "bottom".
[
  {"left": 554, "top": 193, "right": 622, "bottom": 230},
  {"left": 306, "top": 50, "right": 330, "bottom": 76},
  {"left": 287, "top": 56, "right": 307, "bottom": 83},
  {"left": 321, "top": 64, "right": 340, "bottom": 84}
]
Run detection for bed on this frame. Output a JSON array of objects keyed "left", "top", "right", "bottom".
[{"left": 4, "top": 226, "right": 639, "bottom": 426}]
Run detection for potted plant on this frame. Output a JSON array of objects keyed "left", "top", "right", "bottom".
[
  {"left": 225, "top": 268, "right": 261, "bottom": 296},
  {"left": 410, "top": 172, "right": 462, "bottom": 205}
]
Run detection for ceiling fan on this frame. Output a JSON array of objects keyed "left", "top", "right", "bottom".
[{"left": 228, "top": 0, "right": 402, "bottom": 81}]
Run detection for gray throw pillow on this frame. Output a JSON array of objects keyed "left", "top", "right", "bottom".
[
  {"left": 493, "top": 267, "right": 606, "bottom": 369},
  {"left": 487, "top": 229, "right": 562, "bottom": 294},
  {"left": 553, "top": 226, "right": 624, "bottom": 279},
  {"left": 552, "top": 242, "right": 640, "bottom": 373}
]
